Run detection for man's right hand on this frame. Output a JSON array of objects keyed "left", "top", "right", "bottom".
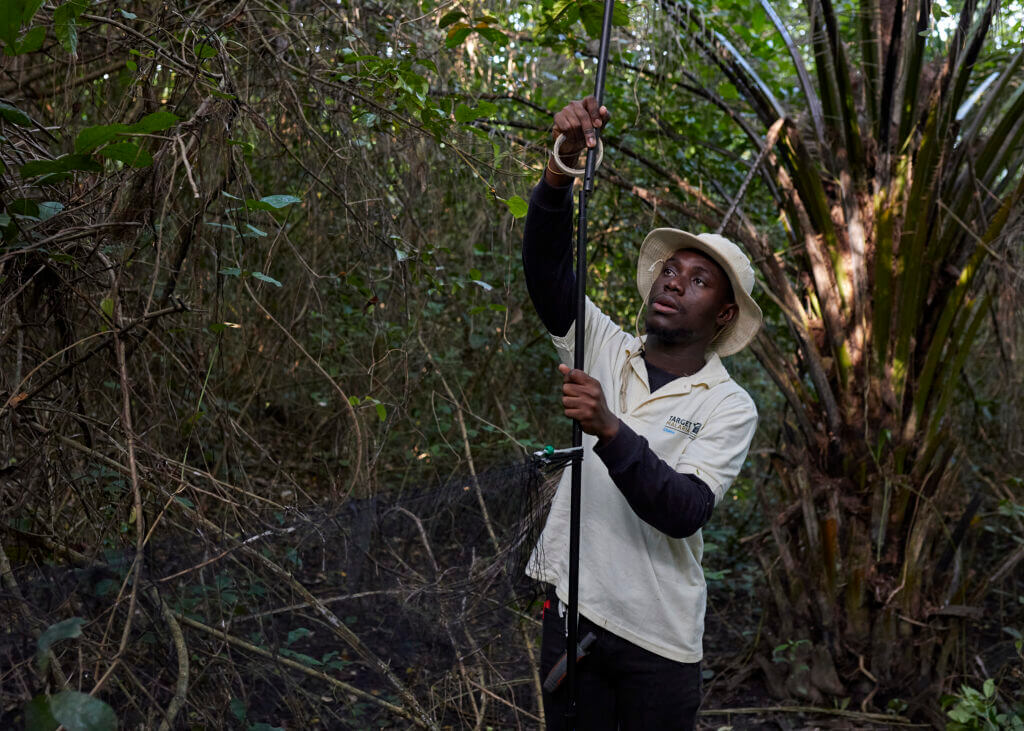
[{"left": 545, "top": 96, "right": 610, "bottom": 186}]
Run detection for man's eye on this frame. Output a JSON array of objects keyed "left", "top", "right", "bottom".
[{"left": 694, "top": 277, "right": 706, "bottom": 286}]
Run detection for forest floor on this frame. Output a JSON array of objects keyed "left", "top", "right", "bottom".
[{"left": 5, "top": 471, "right": 1017, "bottom": 730}]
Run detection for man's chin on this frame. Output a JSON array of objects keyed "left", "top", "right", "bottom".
[{"left": 645, "top": 320, "right": 693, "bottom": 345}]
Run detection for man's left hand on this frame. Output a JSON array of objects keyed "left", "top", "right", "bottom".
[{"left": 558, "top": 364, "right": 619, "bottom": 443}]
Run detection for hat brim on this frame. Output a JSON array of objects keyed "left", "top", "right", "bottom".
[{"left": 636, "top": 229, "right": 762, "bottom": 357}]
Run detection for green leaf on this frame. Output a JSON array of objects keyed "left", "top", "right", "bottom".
[
  {"left": 119, "top": 9, "right": 137, "bottom": 19},
  {"left": 75, "top": 124, "right": 129, "bottom": 153},
  {"left": 251, "top": 271, "right": 281, "bottom": 287},
  {"left": 244, "top": 194, "right": 301, "bottom": 211},
  {"left": 53, "top": 2, "right": 86, "bottom": 58},
  {"left": 259, "top": 194, "right": 301, "bottom": 208},
  {"left": 15, "top": 25, "right": 45, "bottom": 54},
  {"left": 38, "top": 201, "right": 63, "bottom": 221},
  {"left": 438, "top": 9, "right": 467, "bottom": 27},
  {"left": 100, "top": 141, "right": 153, "bottom": 168},
  {"left": 286, "top": 627, "right": 313, "bottom": 644},
  {"left": 35, "top": 172, "right": 73, "bottom": 184},
  {"left": 194, "top": 42, "right": 217, "bottom": 59},
  {"left": 0, "top": 100, "right": 32, "bottom": 126},
  {"left": 718, "top": 82, "right": 739, "bottom": 100},
  {"left": 0, "top": 1, "right": 22, "bottom": 48},
  {"left": 454, "top": 100, "right": 497, "bottom": 124},
  {"left": 242, "top": 224, "right": 267, "bottom": 238},
  {"left": 476, "top": 27, "right": 508, "bottom": 46},
  {"left": 219, "top": 267, "right": 242, "bottom": 277},
  {"left": 229, "top": 698, "right": 247, "bottom": 722},
  {"left": 445, "top": 25, "right": 472, "bottom": 49},
  {"left": 22, "top": 0, "right": 45, "bottom": 25},
  {"left": 505, "top": 195, "right": 528, "bottom": 219},
  {"left": 279, "top": 648, "right": 321, "bottom": 666},
  {"left": 24, "top": 694, "right": 58, "bottom": 731},
  {"left": 20, "top": 154, "right": 102, "bottom": 177},
  {"left": 49, "top": 690, "right": 118, "bottom": 731},
  {"left": 579, "top": 2, "right": 603, "bottom": 38},
  {"left": 37, "top": 617, "right": 85, "bottom": 671},
  {"left": 228, "top": 138, "right": 254, "bottom": 153},
  {"left": 375, "top": 403, "right": 387, "bottom": 422},
  {"left": 126, "top": 109, "right": 179, "bottom": 134},
  {"left": 612, "top": 0, "right": 629, "bottom": 26},
  {"left": 125, "top": 59, "right": 137, "bottom": 71},
  {"left": 100, "top": 297, "right": 114, "bottom": 320},
  {"left": 8, "top": 198, "right": 40, "bottom": 218}
]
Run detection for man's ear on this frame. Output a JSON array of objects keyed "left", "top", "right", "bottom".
[{"left": 717, "top": 302, "right": 738, "bottom": 327}]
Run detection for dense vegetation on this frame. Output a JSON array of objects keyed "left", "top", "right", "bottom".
[{"left": 1, "top": 0, "right": 1021, "bottom": 728}]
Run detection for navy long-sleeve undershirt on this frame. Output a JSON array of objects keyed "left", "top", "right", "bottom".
[{"left": 522, "top": 177, "right": 715, "bottom": 539}]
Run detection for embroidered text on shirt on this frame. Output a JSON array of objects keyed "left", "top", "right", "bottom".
[{"left": 663, "top": 415, "right": 702, "bottom": 438}]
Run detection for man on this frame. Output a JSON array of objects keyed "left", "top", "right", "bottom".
[{"left": 523, "top": 96, "right": 762, "bottom": 730}]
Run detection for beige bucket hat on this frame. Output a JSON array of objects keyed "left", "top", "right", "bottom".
[{"left": 636, "top": 228, "right": 763, "bottom": 356}]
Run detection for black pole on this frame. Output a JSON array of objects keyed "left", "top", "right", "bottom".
[{"left": 566, "top": 0, "right": 615, "bottom": 727}]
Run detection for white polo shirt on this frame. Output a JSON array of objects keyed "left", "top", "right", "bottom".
[{"left": 527, "top": 298, "right": 757, "bottom": 662}]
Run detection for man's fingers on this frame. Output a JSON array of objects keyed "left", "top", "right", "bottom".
[
  {"left": 552, "top": 98, "right": 611, "bottom": 159},
  {"left": 552, "top": 109, "right": 572, "bottom": 140},
  {"left": 558, "top": 365, "right": 594, "bottom": 386},
  {"left": 582, "top": 97, "right": 610, "bottom": 128},
  {"left": 561, "top": 400, "right": 591, "bottom": 419},
  {"left": 569, "top": 101, "right": 597, "bottom": 147},
  {"left": 558, "top": 364, "right": 579, "bottom": 382},
  {"left": 562, "top": 383, "right": 589, "bottom": 400}
]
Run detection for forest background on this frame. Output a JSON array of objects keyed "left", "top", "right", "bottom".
[{"left": 1, "top": 0, "right": 1023, "bottom": 728}]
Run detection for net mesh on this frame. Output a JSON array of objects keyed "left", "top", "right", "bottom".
[{"left": 1, "top": 453, "right": 563, "bottom": 728}]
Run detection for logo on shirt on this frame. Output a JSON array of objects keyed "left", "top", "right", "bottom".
[{"left": 663, "top": 415, "right": 702, "bottom": 438}]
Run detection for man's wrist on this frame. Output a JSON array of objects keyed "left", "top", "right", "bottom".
[
  {"left": 545, "top": 155, "right": 576, "bottom": 187},
  {"left": 596, "top": 416, "right": 620, "bottom": 445}
]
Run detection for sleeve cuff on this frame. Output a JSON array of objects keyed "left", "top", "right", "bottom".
[
  {"left": 530, "top": 177, "right": 574, "bottom": 211},
  {"left": 594, "top": 419, "right": 640, "bottom": 473},
  {"left": 675, "top": 463, "right": 726, "bottom": 505}
]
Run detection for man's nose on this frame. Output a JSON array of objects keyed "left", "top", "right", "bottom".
[{"left": 664, "top": 274, "right": 684, "bottom": 293}]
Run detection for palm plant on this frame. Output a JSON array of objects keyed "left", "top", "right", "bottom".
[{"left": 644, "top": 0, "right": 1024, "bottom": 698}]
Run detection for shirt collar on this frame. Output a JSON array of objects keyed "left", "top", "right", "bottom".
[
  {"left": 632, "top": 336, "right": 732, "bottom": 391},
  {"left": 686, "top": 352, "right": 731, "bottom": 388}
]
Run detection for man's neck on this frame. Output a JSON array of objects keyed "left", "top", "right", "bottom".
[{"left": 643, "top": 337, "right": 709, "bottom": 377}]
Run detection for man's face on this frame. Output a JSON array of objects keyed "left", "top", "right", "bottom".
[{"left": 645, "top": 248, "right": 738, "bottom": 345}]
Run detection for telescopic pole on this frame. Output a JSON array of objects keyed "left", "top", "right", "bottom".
[{"left": 565, "top": 0, "right": 615, "bottom": 726}]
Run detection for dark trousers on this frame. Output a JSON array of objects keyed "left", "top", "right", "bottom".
[{"left": 540, "top": 587, "right": 702, "bottom": 730}]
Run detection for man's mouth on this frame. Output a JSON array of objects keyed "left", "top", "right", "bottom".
[{"left": 651, "top": 295, "right": 678, "bottom": 314}]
